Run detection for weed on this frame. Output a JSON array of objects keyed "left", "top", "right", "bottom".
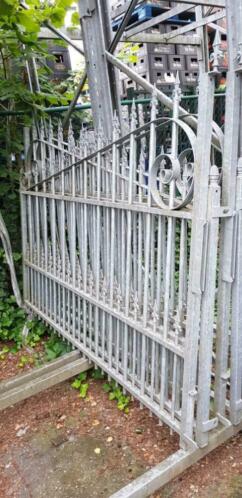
[
  {"left": 71, "top": 372, "right": 89, "bottom": 398},
  {"left": 0, "top": 345, "right": 10, "bottom": 360},
  {"left": 103, "top": 380, "right": 130, "bottom": 414},
  {"left": 44, "top": 332, "right": 72, "bottom": 361},
  {"left": 18, "top": 355, "right": 34, "bottom": 368},
  {"left": 91, "top": 367, "right": 106, "bottom": 380},
  {"left": 0, "top": 295, "right": 47, "bottom": 349}
]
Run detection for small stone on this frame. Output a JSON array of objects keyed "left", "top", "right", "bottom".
[
  {"left": 135, "top": 427, "right": 143, "bottom": 434},
  {"left": 107, "top": 437, "right": 113, "bottom": 443},
  {"left": 16, "top": 426, "right": 29, "bottom": 437},
  {"left": 92, "top": 420, "right": 100, "bottom": 426},
  {"left": 94, "top": 448, "right": 101, "bottom": 455}
]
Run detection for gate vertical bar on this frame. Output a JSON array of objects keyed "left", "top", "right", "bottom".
[
  {"left": 215, "top": 0, "right": 242, "bottom": 420},
  {"left": 181, "top": 69, "right": 216, "bottom": 445}
]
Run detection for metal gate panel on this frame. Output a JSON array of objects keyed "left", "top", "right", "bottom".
[
  {"left": 20, "top": 58, "right": 241, "bottom": 449},
  {"left": 21, "top": 91, "right": 201, "bottom": 437}
]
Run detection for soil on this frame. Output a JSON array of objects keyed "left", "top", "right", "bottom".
[
  {"left": 0, "top": 340, "right": 46, "bottom": 381},
  {"left": 0, "top": 344, "right": 241, "bottom": 498}
]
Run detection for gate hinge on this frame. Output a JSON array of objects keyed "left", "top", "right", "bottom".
[{"left": 201, "top": 417, "right": 218, "bottom": 433}]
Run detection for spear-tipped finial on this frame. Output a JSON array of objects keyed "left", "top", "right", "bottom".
[
  {"left": 130, "top": 99, "right": 137, "bottom": 131},
  {"left": 210, "top": 29, "right": 222, "bottom": 74},
  {"left": 58, "top": 119, "right": 63, "bottom": 144},
  {"left": 68, "top": 120, "right": 75, "bottom": 152},
  {"left": 152, "top": 301, "right": 159, "bottom": 332},
  {"left": 48, "top": 117, "right": 53, "bottom": 142},
  {"left": 133, "top": 292, "right": 140, "bottom": 321},
  {"left": 151, "top": 84, "right": 158, "bottom": 120},
  {"left": 116, "top": 285, "right": 123, "bottom": 311},
  {"left": 175, "top": 70, "right": 180, "bottom": 86},
  {"left": 39, "top": 118, "right": 45, "bottom": 140},
  {"left": 112, "top": 110, "right": 120, "bottom": 140},
  {"left": 173, "top": 71, "right": 182, "bottom": 101}
]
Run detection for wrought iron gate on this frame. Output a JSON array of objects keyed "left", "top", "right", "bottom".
[
  {"left": 20, "top": 85, "right": 223, "bottom": 449},
  {"left": 20, "top": 2, "right": 242, "bottom": 453}
]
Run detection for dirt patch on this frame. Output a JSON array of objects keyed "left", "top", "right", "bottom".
[
  {"left": 0, "top": 340, "right": 46, "bottom": 381},
  {"left": 0, "top": 379, "right": 178, "bottom": 497},
  {"left": 0, "top": 357, "right": 241, "bottom": 497}
]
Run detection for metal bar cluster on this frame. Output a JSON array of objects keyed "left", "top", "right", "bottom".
[{"left": 20, "top": 0, "right": 242, "bottom": 469}]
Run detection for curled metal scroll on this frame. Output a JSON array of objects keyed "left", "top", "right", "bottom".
[
  {"left": 150, "top": 117, "right": 224, "bottom": 210},
  {"left": 150, "top": 118, "right": 196, "bottom": 210}
]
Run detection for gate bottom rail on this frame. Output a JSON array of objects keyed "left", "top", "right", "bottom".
[{"left": 110, "top": 421, "right": 242, "bottom": 498}]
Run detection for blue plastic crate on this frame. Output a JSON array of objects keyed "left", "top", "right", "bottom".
[{"left": 112, "top": 3, "right": 165, "bottom": 31}]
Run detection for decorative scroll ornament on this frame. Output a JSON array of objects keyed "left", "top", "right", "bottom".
[{"left": 150, "top": 118, "right": 196, "bottom": 210}]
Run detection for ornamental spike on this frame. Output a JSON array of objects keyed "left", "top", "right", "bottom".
[
  {"left": 58, "top": 119, "right": 63, "bottom": 145},
  {"left": 39, "top": 119, "right": 45, "bottom": 140},
  {"left": 211, "top": 29, "right": 222, "bottom": 74},
  {"left": 173, "top": 71, "right": 182, "bottom": 103},
  {"left": 48, "top": 117, "right": 54, "bottom": 142},
  {"left": 152, "top": 301, "right": 159, "bottom": 332},
  {"left": 116, "top": 285, "right": 123, "bottom": 311},
  {"left": 68, "top": 120, "right": 75, "bottom": 153},
  {"left": 89, "top": 270, "right": 94, "bottom": 294},
  {"left": 130, "top": 99, "right": 137, "bottom": 132},
  {"left": 133, "top": 292, "right": 140, "bottom": 321},
  {"left": 150, "top": 85, "right": 158, "bottom": 121},
  {"left": 102, "top": 277, "right": 108, "bottom": 302},
  {"left": 112, "top": 110, "right": 120, "bottom": 140}
]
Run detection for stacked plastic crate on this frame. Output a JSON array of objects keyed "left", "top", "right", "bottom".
[
  {"left": 113, "top": 1, "right": 227, "bottom": 97},
  {"left": 120, "top": 27, "right": 199, "bottom": 96}
]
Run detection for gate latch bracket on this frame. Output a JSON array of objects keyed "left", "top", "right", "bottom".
[{"left": 211, "top": 207, "right": 234, "bottom": 219}]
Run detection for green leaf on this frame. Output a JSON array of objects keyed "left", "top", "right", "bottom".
[
  {"left": 71, "top": 379, "right": 81, "bottom": 389},
  {"left": 16, "top": 12, "right": 39, "bottom": 33},
  {"left": 102, "top": 383, "right": 111, "bottom": 393},
  {"left": 78, "top": 372, "right": 87, "bottom": 382},
  {"left": 71, "top": 11, "right": 80, "bottom": 26},
  {"left": 0, "top": 0, "right": 15, "bottom": 16},
  {"left": 50, "top": 7, "right": 66, "bottom": 28},
  {"left": 92, "top": 368, "right": 105, "bottom": 380},
  {"left": 79, "top": 383, "right": 89, "bottom": 398},
  {"left": 109, "top": 392, "right": 116, "bottom": 401}
]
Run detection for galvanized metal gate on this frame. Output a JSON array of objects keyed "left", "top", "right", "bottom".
[{"left": 20, "top": 0, "right": 242, "bottom": 465}]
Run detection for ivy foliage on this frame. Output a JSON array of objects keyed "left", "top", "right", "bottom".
[
  {"left": 0, "top": 1, "right": 78, "bottom": 357},
  {"left": 0, "top": 1, "right": 77, "bottom": 251},
  {"left": 0, "top": 0, "right": 77, "bottom": 112},
  {"left": 0, "top": 294, "right": 46, "bottom": 349}
]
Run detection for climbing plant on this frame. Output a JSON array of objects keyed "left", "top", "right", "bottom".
[{"left": 0, "top": 0, "right": 78, "bottom": 305}]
